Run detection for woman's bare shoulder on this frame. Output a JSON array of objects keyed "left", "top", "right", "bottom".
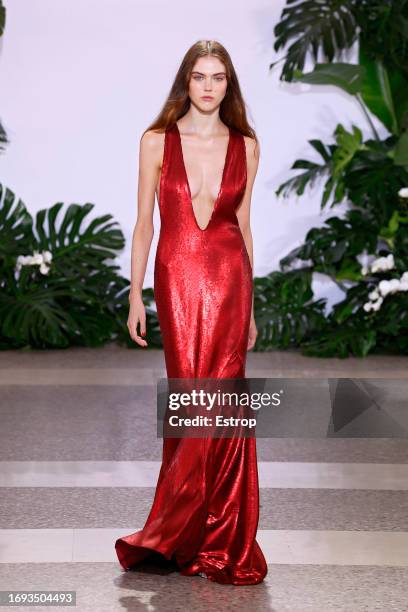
[
  {"left": 243, "top": 134, "right": 260, "bottom": 157},
  {"left": 243, "top": 134, "right": 260, "bottom": 176},
  {"left": 140, "top": 129, "right": 165, "bottom": 149},
  {"left": 140, "top": 129, "right": 166, "bottom": 166}
]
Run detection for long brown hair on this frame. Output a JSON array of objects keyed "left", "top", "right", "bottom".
[{"left": 144, "top": 39, "right": 258, "bottom": 146}]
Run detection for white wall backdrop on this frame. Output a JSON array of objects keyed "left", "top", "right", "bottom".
[{"left": 0, "top": 0, "right": 387, "bottom": 309}]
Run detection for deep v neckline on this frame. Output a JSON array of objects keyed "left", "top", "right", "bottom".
[{"left": 175, "top": 122, "right": 232, "bottom": 232}]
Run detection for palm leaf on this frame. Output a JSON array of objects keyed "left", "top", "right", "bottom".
[{"left": 276, "top": 138, "right": 334, "bottom": 199}]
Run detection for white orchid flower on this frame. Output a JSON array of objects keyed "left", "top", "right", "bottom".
[
  {"left": 15, "top": 249, "right": 53, "bottom": 274},
  {"left": 371, "top": 254, "right": 394, "bottom": 273},
  {"left": 32, "top": 253, "right": 44, "bottom": 265},
  {"left": 368, "top": 290, "right": 379, "bottom": 300},
  {"left": 39, "top": 262, "right": 50, "bottom": 275},
  {"left": 398, "top": 187, "right": 408, "bottom": 198}
]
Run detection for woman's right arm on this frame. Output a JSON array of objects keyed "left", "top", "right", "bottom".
[{"left": 127, "top": 129, "right": 163, "bottom": 347}]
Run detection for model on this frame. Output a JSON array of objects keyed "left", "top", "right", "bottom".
[{"left": 115, "top": 39, "right": 267, "bottom": 586}]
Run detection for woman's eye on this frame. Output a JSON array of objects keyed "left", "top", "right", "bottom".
[{"left": 192, "top": 76, "right": 225, "bottom": 81}]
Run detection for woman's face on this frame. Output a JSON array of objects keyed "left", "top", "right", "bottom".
[{"left": 188, "top": 55, "right": 228, "bottom": 112}]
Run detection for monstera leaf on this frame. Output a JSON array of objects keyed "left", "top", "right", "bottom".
[
  {"left": 0, "top": 273, "right": 86, "bottom": 348},
  {"left": 272, "top": 0, "right": 408, "bottom": 83},
  {"left": 0, "top": 1, "right": 5, "bottom": 37},
  {"left": 280, "top": 209, "right": 379, "bottom": 282},
  {"left": 0, "top": 185, "right": 33, "bottom": 264},
  {"left": 0, "top": 120, "right": 8, "bottom": 152},
  {"left": 272, "top": 0, "right": 358, "bottom": 81},
  {"left": 254, "top": 269, "right": 327, "bottom": 349},
  {"left": 0, "top": 185, "right": 128, "bottom": 348},
  {"left": 344, "top": 144, "right": 408, "bottom": 222},
  {"left": 33, "top": 201, "right": 125, "bottom": 272}
]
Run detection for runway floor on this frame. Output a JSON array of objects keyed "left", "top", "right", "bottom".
[{"left": 0, "top": 345, "right": 407, "bottom": 611}]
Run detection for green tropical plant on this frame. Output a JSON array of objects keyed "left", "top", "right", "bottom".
[
  {"left": 0, "top": 121, "right": 7, "bottom": 152},
  {"left": 0, "top": 185, "right": 162, "bottom": 349},
  {"left": 3, "top": 0, "right": 408, "bottom": 355},
  {"left": 272, "top": 0, "right": 408, "bottom": 82},
  {"left": 0, "top": 0, "right": 5, "bottom": 36},
  {"left": 258, "top": 0, "right": 408, "bottom": 357},
  {"left": 254, "top": 269, "right": 327, "bottom": 349}
]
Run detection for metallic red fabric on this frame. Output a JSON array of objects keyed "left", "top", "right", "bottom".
[{"left": 115, "top": 122, "right": 268, "bottom": 585}]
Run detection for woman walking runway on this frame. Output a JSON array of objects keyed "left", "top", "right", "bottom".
[{"left": 115, "top": 39, "right": 267, "bottom": 586}]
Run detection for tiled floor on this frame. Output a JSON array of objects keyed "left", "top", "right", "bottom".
[{"left": 0, "top": 345, "right": 407, "bottom": 611}]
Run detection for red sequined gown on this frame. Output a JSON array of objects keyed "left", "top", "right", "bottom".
[{"left": 115, "top": 122, "right": 268, "bottom": 585}]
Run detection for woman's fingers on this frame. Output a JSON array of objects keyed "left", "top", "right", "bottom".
[
  {"left": 136, "top": 317, "right": 148, "bottom": 346},
  {"left": 139, "top": 316, "right": 146, "bottom": 337},
  {"left": 128, "top": 315, "right": 148, "bottom": 347},
  {"left": 136, "top": 315, "right": 147, "bottom": 346}
]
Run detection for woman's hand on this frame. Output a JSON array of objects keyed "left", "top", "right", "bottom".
[
  {"left": 247, "top": 314, "right": 257, "bottom": 350},
  {"left": 128, "top": 293, "right": 148, "bottom": 347}
]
